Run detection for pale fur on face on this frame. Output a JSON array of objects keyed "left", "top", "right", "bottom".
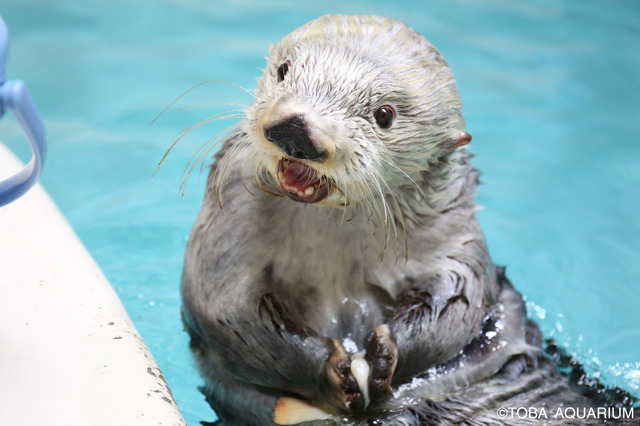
[{"left": 215, "top": 15, "right": 466, "bottom": 205}]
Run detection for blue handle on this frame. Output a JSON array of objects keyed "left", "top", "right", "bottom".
[{"left": 0, "top": 15, "right": 47, "bottom": 207}]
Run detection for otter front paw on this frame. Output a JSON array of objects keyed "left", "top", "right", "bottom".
[
  {"left": 326, "top": 339, "right": 365, "bottom": 412},
  {"left": 365, "top": 324, "right": 398, "bottom": 403}
]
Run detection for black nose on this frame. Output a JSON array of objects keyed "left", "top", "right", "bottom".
[{"left": 263, "top": 115, "right": 325, "bottom": 161}]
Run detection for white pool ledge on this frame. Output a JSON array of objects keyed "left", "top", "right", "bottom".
[{"left": 0, "top": 142, "right": 186, "bottom": 426}]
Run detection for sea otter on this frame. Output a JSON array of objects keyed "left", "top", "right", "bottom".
[{"left": 180, "top": 14, "right": 639, "bottom": 425}]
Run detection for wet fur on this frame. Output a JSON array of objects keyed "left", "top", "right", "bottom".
[{"left": 181, "top": 15, "right": 639, "bottom": 425}]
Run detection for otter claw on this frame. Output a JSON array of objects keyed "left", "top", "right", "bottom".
[
  {"left": 327, "top": 339, "right": 365, "bottom": 411},
  {"left": 350, "top": 353, "right": 371, "bottom": 408},
  {"left": 365, "top": 324, "right": 398, "bottom": 402}
]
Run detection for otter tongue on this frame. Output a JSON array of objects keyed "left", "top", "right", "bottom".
[
  {"left": 277, "top": 158, "right": 330, "bottom": 204},
  {"left": 282, "top": 160, "right": 319, "bottom": 190}
]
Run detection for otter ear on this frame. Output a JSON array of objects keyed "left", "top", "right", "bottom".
[{"left": 450, "top": 131, "right": 472, "bottom": 150}]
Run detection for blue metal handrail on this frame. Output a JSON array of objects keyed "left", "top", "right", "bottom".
[{"left": 0, "top": 15, "right": 47, "bottom": 207}]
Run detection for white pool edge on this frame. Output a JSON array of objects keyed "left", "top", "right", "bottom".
[{"left": 0, "top": 142, "right": 186, "bottom": 426}]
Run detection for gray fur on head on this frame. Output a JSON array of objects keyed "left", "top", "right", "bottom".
[{"left": 181, "top": 14, "right": 639, "bottom": 426}]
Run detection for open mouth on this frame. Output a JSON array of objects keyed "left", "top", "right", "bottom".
[{"left": 277, "top": 158, "right": 331, "bottom": 203}]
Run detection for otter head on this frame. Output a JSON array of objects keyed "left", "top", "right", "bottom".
[{"left": 235, "top": 14, "right": 470, "bottom": 207}]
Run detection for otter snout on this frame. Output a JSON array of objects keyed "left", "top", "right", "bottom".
[{"left": 263, "top": 115, "right": 327, "bottom": 161}]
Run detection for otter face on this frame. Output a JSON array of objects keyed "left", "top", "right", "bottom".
[{"left": 224, "top": 15, "right": 470, "bottom": 208}]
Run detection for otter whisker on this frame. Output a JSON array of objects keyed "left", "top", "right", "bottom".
[
  {"left": 212, "top": 135, "right": 252, "bottom": 208},
  {"left": 150, "top": 81, "right": 213, "bottom": 127},
  {"left": 371, "top": 167, "right": 409, "bottom": 263},
  {"left": 250, "top": 153, "right": 280, "bottom": 198},
  {"left": 346, "top": 200, "right": 359, "bottom": 222},
  {"left": 216, "top": 80, "right": 257, "bottom": 100},
  {"left": 194, "top": 125, "right": 242, "bottom": 180},
  {"left": 178, "top": 102, "right": 250, "bottom": 112},
  {"left": 178, "top": 110, "right": 245, "bottom": 138},
  {"left": 436, "top": 157, "right": 455, "bottom": 171},
  {"left": 154, "top": 111, "right": 244, "bottom": 180},
  {"left": 303, "top": 167, "right": 316, "bottom": 186},
  {"left": 180, "top": 125, "right": 240, "bottom": 196},
  {"left": 361, "top": 166, "right": 405, "bottom": 262},
  {"left": 240, "top": 148, "right": 260, "bottom": 198},
  {"left": 183, "top": 122, "right": 239, "bottom": 174},
  {"left": 381, "top": 157, "right": 425, "bottom": 200},
  {"left": 371, "top": 180, "right": 394, "bottom": 260},
  {"left": 338, "top": 182, "right": 350, "bottom": 224},
  {"left": 150, "top": 79, "right": 254, "bottom": 127},
  {"left": 354, "top": 173, "right": 391, "bottom": 259},
  {"left": 358, "top": 179, "right": 380, "bottom": 227}
]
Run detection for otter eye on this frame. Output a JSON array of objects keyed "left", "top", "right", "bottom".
[
  {"left": 277, "top": 61, "right": 290, "bottom": 83},
  {"left": 374, "top": 105, "right": 396, "bottom": 129}
]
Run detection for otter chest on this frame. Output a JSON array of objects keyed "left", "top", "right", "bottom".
[{"left": 262, "top": 204, "right": 388, "bottom": 341}]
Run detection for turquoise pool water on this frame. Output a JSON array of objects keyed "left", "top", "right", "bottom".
[{"left": 2, "top": 0, "right": 638, "bottom": 424}]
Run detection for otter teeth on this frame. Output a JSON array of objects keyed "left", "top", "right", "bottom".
[{"left": 281, "top": 182, "right": 316, "bottom": 198}]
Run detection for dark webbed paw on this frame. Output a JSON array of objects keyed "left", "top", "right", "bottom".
[
  {"left": 365, "top": 324, "right": 398, "bottom": 403},
  {"left": 327, "top": 339, "right": 365, "bottom": 412}
]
